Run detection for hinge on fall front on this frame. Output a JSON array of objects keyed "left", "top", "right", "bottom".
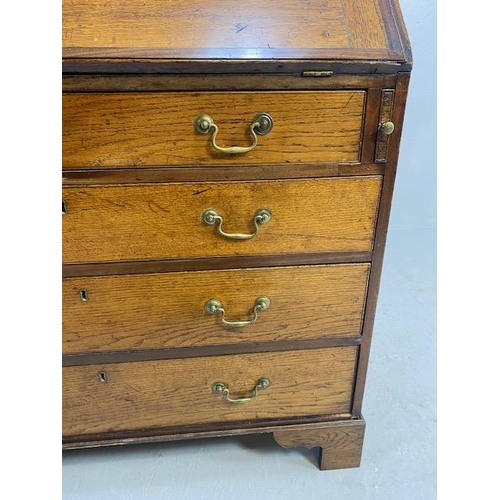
[{"left": 301, "top": 70, "right": 334, "bottom": 77}]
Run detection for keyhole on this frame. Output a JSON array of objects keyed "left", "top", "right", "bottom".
[
  {"left": 98, "top": 372, "right": 107, "bottom": 383},
  {"left": 62, "top": 200, "right": 67, "bottom": 215},
  {"left": 79, "top": 289, "right": 89, "bottom": 302}
]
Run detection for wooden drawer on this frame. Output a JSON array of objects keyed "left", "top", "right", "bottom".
[
  {"left": 63, "top": 263, "right": 369, "bottom": 354},
  {"left": 62, "top": 176, "right": 381, "bottom": 264},
  {"left": 62, "top": 91, "right": 365, "bottom": 168},
  {"left": 62, "top": 347, "right": 357, "bottom": 436}
]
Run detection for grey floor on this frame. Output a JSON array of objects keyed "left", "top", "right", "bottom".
[{"left": 62, "top": 227, "right": 437, "bottom": 500}]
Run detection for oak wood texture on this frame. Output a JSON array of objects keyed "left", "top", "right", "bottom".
[
  {"left": 62, "top": 74, "right": 398, "bottom": 92},
  {"left": 352, "top": 72, "right": 411, "bottom": 416},
  {"left": 62, "top": 347, "right": 357, "bottom": 436},
  {"left": 63, "top": 263, "right": 370, "bottom": 355},
  {"left": 63, "top": 338, "right": 363, "bottom": 367},
  {"left": 63, "top": 59, "right": 412, "bottom": 75},
  {"left": 63, "top": 418, "right": 353, "bottom": 449},
  {"left": 62, "top": 0, "right": 412, "bottom": 74},
  {"left": 62, "top": 91, "right": 365, "bottom": 169},
  {"left": 62, "top": 164, "right": 386, "bottom": 186},
  {"left": 361, "top": 88, "right": 383, "bottom": 164},
  {"left": 375, "top": 89, "right": 395, "bottom": 162},
  {"left": 62, "top": 176, "right": 382, "bottom": 264},
  {"left": 274, "top": 417, "right": 365, "bottom": 470},
  {"left": 62, "top": 252, "right": 373, "bottom": 279}
]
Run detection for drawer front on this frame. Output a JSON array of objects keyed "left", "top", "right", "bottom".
[
  {"left": 62, "top": 347, "right": 357, "bottom": 436},
  {"left": 63, "top": 263, "right": 370, "bottom": 354},
  {"left": 62, "top": 91, "right": 365, "bottom": 168},
  {"left": 62, "top": 176, "right": 381, "bottom": 264}
]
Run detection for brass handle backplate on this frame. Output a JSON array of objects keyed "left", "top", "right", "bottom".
[
  {"left": 204, "top": 296, "right": 271, "bottom": 328},
  {"left": 202, "top": 208, "right": 272, "bottom": 240},
  {"left": 195, "top": 112, "right": 273, "bottom": 154},
  {"left": 212, "top": 378, "right": 271, "bottom": 404}
]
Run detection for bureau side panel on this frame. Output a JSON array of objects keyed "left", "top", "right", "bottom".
[{"left": 352, "top": 72, "right": 411, "bottom": 415}]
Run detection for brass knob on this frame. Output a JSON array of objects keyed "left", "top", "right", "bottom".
[{"left": 379, "top": 121, "right": 395, "bottom": 135}]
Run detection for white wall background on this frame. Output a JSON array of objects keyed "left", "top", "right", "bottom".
[{"left": 391, "top": 0, "right": 436, "bottom": 230}]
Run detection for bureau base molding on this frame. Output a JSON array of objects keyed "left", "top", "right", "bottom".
[{"left": 63, "top": 416, "right": 365, "bottom": 471}]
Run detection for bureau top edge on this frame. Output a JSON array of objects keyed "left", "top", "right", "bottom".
[{"left": 62, "top": 0, "right": 412, "bottom": 76}]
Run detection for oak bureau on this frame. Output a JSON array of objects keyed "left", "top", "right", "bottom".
[{"left": 62, "top": 0, "right": 412, "bottom": 470}]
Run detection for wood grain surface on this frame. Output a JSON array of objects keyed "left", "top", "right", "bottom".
[
  {"left": 63, "top": 263, "right": 370, "bottom": 354},
  {"left": 61, "top": 163, "right": 386, "bottom": 186},
  {"left": 62, "top": 176, "right": 382, "bottom": 264},
  {"left": 351, "top": 72, "right": 411, "bottom": 416},
  {"left": 375, "top": 89, "right": 395, "bottom": 162},
  {"left": 62, "top": 0, "right": 409, "bottom": 63},
  {"left": 274, "top": 417, "right": 366, "bottom": 470},
  {"left": 62, "top": 74, "right": 398, "bottom": 92},
  {"left": 62, "top": 252, "right": 372, "bottom": 278},
  {"left": 62, "top": 91, "right": 364, "bottom": 168},
  {"left": 63, "top": 0, "right": 349, "bottom": 50},
  {"left": 62, "top": 418, "right": 353, "bottom": 449},
  {"left": 62, "top": 346, "right": 358, "bottom": 436},
  {"left": 63, "top": 338, "right": 362, "bottom": 367}
]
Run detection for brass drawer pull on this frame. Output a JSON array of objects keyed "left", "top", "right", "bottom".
[
  {"left": 204, "top": 296, "right": 271, "bottom": 328},
  {"left": 202, "top": 208, "right": 272, "bottom": 240},
  {"left": 194, "top": 112, "right": 273, "bottom": 154},
  {"left": 212, "top": 378, "right": 271, "bottom": 404}
]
